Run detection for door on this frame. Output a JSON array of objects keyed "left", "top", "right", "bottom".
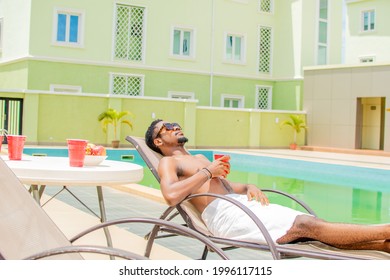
[
  {"left": 0, "top": 98, "right": 24, "bottom": 143},
  {"left": 355, "top": 97, "right": 385, "bottom": 150}
]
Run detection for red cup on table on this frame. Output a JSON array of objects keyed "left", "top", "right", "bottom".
[
  {"left": 7, "top": 135, "right": 26, "bottom": 160},
  {"left": 67, "top": 139, "right": 88, "bottom": 167}
]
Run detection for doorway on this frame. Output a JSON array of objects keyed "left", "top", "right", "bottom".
[
  {"left": 0, "top": 98, "right": 24, "bottom": 143},
  {"left": 355, "top": 97, "right": 385, "bottom": 150}
]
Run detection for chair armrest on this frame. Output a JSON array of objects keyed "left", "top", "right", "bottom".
[
  {"left": 182, "top": 193, "right": 281, "bottom": 260},
  {"left": 261, "top": 189, "right": 317, "bottom": 216},
  {"left": 24, "top": 245, "right": 148, "bottom": 260},
  {"left": 69, "top": 217, "right": 229, "bottom": 260}
]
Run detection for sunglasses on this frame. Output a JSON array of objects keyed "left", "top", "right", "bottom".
[{"left": 155, "top": 122, "right": 182, "bottom": 138}]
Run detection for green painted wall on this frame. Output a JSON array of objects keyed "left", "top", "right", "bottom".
[
  {"left": 0, "top": 90, "right": 305, "bottom": 148},
  {"left": 1, "top": 60, "right": 302, "bottom": 110}
]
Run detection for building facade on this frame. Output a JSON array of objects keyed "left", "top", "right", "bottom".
[
  {"left": 0, "top": 0, "right": 345, "bottom": 147},
  {"left": 305, "top": 0, "right": 390, "bottom": 151}
]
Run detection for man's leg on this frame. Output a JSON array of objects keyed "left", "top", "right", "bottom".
[{"left": 276, "top": 215, "right": 390, "bottom": 252}]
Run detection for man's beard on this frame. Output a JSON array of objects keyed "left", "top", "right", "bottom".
[{"left": 178, "top": 136, "right": 188, "bottom": 144}]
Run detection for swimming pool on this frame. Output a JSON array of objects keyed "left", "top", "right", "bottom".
[{"left": 23, "top": 147, "right": 390, "bottom": 225}]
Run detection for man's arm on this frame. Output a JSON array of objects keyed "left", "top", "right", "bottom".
[{"left": 158, "top": 157, "right": 209, "bottom": 206}]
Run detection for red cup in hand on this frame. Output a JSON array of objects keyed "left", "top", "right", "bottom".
[
  {"left": 214, "top": 154, "right": 230, "bottom": 162},
  {"left": 214, "top": 154, "right": 230, "bottom": 177}
]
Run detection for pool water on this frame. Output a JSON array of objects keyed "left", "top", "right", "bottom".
[{"left": 23, "top": 147, "right": 390, "bottom": 225}]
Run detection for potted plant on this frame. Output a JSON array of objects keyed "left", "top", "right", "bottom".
[
  {"left": 280, "top": 115, "right": 307, "bottom": 150},
  {"left": 98, "top": 108, "right": 134, "bottom": 148}
]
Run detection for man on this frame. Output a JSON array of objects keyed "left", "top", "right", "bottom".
[{"left": 145, "top": 119, "right": 390, "bottom": 253}]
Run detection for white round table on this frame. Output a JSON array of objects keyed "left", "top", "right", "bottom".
[
  {"left": 2, "top": 155, "right": 144, "bottom": 250},
  {"left": 2, "top": 155, "right": 144, "bottom": 186}
]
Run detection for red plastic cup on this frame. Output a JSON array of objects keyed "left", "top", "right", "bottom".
[
  {"left": 214, "top": 154, "right": 230, "bottom": 177},
  {"left": 67, "top": 139, "right": 88, "bottom": 167},
  {"left": 7, "top": 135, "right": 26, "bottom": 160},
  {"left": 214, "top": 154, "right": 230, "bottom": 162}
]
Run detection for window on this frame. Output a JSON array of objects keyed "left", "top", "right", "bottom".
[
  {"left": 50, "top": 84, "right": 82, "bottom": 93},
  {"left": 362, "top": 10, "right": 375, "bottom": 32},
  {"left": 258, "top": 26, "right": 272, "bottom": 74},
  {"left": 256, "top": 86, "right": 272, "bottom": 110},
  {"left": 0, "top": 18, "right": 3, "bottom": 53},
  {"left": 360, "top": 56, "right": 375, "bottom": 63},
  {"left": 110, "top": 73, "right": 144, "bottom": 96},
  {"left": 317, "top": 0, "right": 328, "bottom": 65},
  {"left": 53, "top": 9, "right": 84, "bottom": 46},
  {"left": 259, "top": 0, "right": 273, "bottom": 13},
  {"left": 221, "top": 94, "right": 244, "bottom": 108},
  {"left": 114, "top": 4, "right": 145, "bottom": 61},
  {"left": 172, "top": 27, "right": 194, "bottom": 58},
  {"left": 225, "top": 34, "right": 245, "bottom": 63},
  {"left": 168, "top": 91, "right": 195, "bottom": 99}
]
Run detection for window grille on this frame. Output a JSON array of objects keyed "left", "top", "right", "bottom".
[
  {"left": 256, "top": 86, "right": 272, "bottom": 110},
  {"left": 259, "top": 0, "right": 273, "bottom": 13},
  {"left": 258, "top": 26, "right": 272, "bottom": 74},
  {"left": 114, "top": 5, "right": 145, "bottom": 61},
  {"left": 111, "top": 74, "right": 144, "bottom": 96}
]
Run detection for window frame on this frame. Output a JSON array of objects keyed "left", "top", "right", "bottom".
[
  {"left": 52, "top": 7, "right": 85, "bottom": 48},
  {"left": 168, "top": 91, "right": 195, "bottom": 99},
  {"left": 224, "top": 32, "right": 246, "bottom": 64},
  {"left": 258, "top": 0, "right": 274, "bottom": 14},
  {"left": 0, "top": 18, "right": 3, "bottom": 53},
  {"left": 170, "top": 26, "right": 196, "bottom": 60},
  {"left": 359, "top": 56, "right": 375, "bottom": 63},
  {"left": 50, "top": 84, "right": 82, "bottom": 93},
  {"left": 109, "top": 72, "right": 145, "bottom": 96},
  {"left": 361, "top": 9, "right": 376, "bottom": 33},
  {"left": 257, "top": 25, "right": 273, "bottom": 74},
  {"left": 221, "top": 94, "right": 245, "bottom": 108},
  {"left": 316, "top": 0, "right": 329, "bottom": 65},
  {"left": 255, "top": 85, "right": 272, "bottom": 110},
  {"left": 113, "top": 4, "right": 146, "bottom": 62}
]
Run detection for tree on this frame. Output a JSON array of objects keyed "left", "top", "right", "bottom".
[
  {"left": 98, "top": 108, "right": 134, "bottom": 147},
  {"left": 280, "top": 115, "right": 307, "bottom": 147}
]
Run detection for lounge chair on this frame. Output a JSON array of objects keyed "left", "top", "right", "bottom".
[
  {"left": 126, "top": 135, "right": 390, "bottom": 260},
  {"left": 0, "top": 157, "right": 229, "bottom": 260}
]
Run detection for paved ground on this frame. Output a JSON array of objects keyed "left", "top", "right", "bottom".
[{"left": 43, "top": 185, "right": 277, "bottom": 260}]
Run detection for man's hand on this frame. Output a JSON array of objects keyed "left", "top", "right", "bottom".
[
  {"left": 207, "top": 155, "right": 231, "bottom": 178},
  {"left": 246, "top": 184, "right": 269, "bottom": 206}
]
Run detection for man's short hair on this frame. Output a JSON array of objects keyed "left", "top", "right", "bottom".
[{"left": 145, "top": 119, "right": 163, "bottom": 155}]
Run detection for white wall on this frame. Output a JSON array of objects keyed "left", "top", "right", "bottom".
[{"left": 304, "top": 63, "right": 390, "bottom": 151}]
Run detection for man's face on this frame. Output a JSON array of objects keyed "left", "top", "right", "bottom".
[{"left": 153, "top": 121, "right": 188, "bottom": 145}]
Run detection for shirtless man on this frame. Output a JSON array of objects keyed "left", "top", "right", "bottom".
[{"left": 145, "top": 119, "right": 390, "bottom": 253}]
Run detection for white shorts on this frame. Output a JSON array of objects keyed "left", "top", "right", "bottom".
[{"left": 201, "top": 194, "right": 306, "bottom": 244}]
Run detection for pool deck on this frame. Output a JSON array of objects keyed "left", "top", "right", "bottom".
[{"left": 3, "top": 147, "right": 390, "bottom": 259}]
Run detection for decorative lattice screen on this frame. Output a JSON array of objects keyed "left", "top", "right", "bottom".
[
  {"left": 114, "top": 5, "right": 145, "bottom": 61},
  {"left": 259, "top": 0, "right": 272, "bottom": 13},
  {"left": 258, "top": 26, "right": 272, "bottom": 74},
  {"left": 112, "top": 74, "right": 143, "bottom": 96},
  {"left": 256, "top": 87, "right": 271, "bottom": 109}
]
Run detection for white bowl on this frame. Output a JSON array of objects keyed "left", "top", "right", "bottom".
[{"left": 83, "top": 155, "right": 107, "bottom": 166}]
